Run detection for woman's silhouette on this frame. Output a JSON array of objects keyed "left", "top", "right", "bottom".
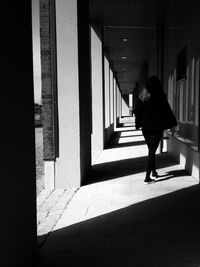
[{"left": 134, "top": 76, "right": 177, "bottom": 184}]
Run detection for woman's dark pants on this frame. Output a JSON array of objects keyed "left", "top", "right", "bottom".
[{"left": 142, "top": 129, "right": 163, "bottom": 179}]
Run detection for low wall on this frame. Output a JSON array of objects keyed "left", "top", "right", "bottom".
[{"left": 167, "top": 134, "right": 199, "bottom": 182}]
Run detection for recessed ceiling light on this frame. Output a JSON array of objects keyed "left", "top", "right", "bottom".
[
  {"left": 122, "top": 68, "right": 127, "bottom": 71},
  {"left": 121, "top": 56, "right": 127, "bottom": 59},
  {"left": 119, "top": 37, "right": 128, "bottom": 42}
]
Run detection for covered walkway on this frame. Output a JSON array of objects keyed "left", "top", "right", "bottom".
[
  {"left": 37, "top": 117, "right": 200, "bottom": 266},
  {"left": 2, "top": 1, "right": 200, "bottom": 266}
]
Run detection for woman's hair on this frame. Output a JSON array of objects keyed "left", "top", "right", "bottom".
[
  {"left": 139, "top": 87, "right": 150, "bottom": 102},
  {"left": 145, "top": 76, "right": 163, "bottom": 96}
]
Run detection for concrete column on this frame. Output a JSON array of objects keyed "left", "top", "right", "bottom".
[
  {"left": 122, "top": 94, "right": 130, "bottom": 116},
  {"left": 55, "top": 0, "right": 91, "bottom": 187},
  {"left": 119, "top": 90, "right": 122, "bottom": 121},
  {"left": 116, "top": 85, "right": 120, "bottom": 124},
  {"left": 77, "top": 0, "right": 92, "bottom": 184},
  {"left": 116, "top": 81, "right": 119, "bottom": 125},
  {"left": 156, "top": 21, "right": 164, "bottom": 153},
  {"left": 110, "top": 68, "right": 114, "bottom": 124},
  {"left": 104, "top": 56, "right": 110, "bottom": 129},
  {"left": 113, "top": 78, "right": 117, "bottom": 129},
  {"left": 129, "top": 94, "right": 133, "bottom": 115},
  {"left": 117, "top": 86, "right": 120, "bottom": 118},
  {"left": 91, "top": 25, "right": 104, "bottom": 163},
  {"left": 1, "top": 1, "right": 36, "bottom": 266}
]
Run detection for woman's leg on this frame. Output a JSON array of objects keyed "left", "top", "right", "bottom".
[{"left": 142, "top": 130, "right": 162, "bottom": 180}]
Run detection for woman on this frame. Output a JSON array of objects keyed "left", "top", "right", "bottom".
[{"left": 134, "top": 76, "right": 177, "bottom": 184}]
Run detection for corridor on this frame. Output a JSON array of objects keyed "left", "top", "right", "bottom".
[
  {"left": 37, "top": 117, "right": 200, "bottom": 267},
  {"left": 3, "top": 1, "right": 200, "bottom": 266}
]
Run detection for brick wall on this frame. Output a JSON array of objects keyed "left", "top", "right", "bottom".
[{"left": 40, "top": 0, "right": 58, "bottom": 160}]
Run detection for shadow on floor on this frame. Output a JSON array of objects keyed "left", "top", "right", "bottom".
[
  {"left": 37, "top": 184, "right": 200, "bottom": 267},
  {"left": 106, "top": 140, "right": 146, "bottom": 149},
  {"left": 117, "top": 123, "right": 135, "bottom": 128},
  {"left": 155, "top": 169, "right": 191, "bottom": 183},
  {"left": 106, "top": 128, "right": 144, "bottom": 149},
  {"left": 85, "top": 153, "right": 178, "bottom": 185}
]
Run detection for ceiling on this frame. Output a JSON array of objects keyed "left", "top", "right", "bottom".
[{"left": 89, "top": 0, "right": 169, "bottom": 94}]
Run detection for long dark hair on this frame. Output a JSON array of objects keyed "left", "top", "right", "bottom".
[{"left": 145, "top": 76, "right": 164, "bottom": 97}]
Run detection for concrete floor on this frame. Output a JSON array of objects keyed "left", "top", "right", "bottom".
[{"left": 37, "top": 117, "right": 200, "bottom": 267}]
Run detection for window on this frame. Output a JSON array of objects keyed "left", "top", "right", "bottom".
[{"left": 168, "top": 47, "right": 199, "bottom": 148}]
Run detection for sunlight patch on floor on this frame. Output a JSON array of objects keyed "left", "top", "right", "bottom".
[
  {"left": 114, "top": 126, "right": 135, "bottom": 132},
  {"left": 93, "top": 145, "right": 148, "bottom": 165},
  {"left": 54, "top": 117, "right": 199, "bottom": 232},
  {"left": 120, "top": 130, "right": 142, "bottom": 137},
  {"left": 118, "top": 135, "right": 145, "bottom": 144},
  {"left": 123, "top": 123, "right": 135, "bottom": 127},
  {"left": 53, "top": 164, "right": 197, "bottom": 230}
]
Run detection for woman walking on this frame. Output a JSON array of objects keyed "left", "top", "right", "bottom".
[{"left": 134, "top": 76, "right": 177, "bottom": 184}]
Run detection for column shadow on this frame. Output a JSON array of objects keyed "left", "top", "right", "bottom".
[
  {"left": 85, "top": 153, "right": 178, "bottom": 185},
  {"left": 37, "top": 184, "right": 200, "bottom": 267}
]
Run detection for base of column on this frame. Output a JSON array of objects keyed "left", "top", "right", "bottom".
[{"left": 44, "top": 161, "right": 55, "bottom": 189}]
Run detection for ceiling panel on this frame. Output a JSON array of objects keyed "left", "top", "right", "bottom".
[
  {"left": 89, "top": 0, "right": 169, "bottom": 93},
  {"left": 104, "top": 27, "right": 155, "bottom": 90},
  {"left": 89, "top": 0, "right": 166, "bottom": 27}
]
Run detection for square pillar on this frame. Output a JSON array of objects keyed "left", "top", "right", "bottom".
[
  {"left": 55, "top": 0, "right": 91, "bottom": 187},
  {"left": 116, "top": 85, "right": 120, "bottom": 124},
  {"left": 109, "top": 68, "right": 114, "bottom": 124},
  {"left": 118, "top": 88, "right": 122, "bottom": 123},
  {"left": 104, "top": 55, "right": 110, "bottom": 129},
  {"left": 1, "top": 1, "right": 36, "bottom": 266},
  {"left": 104, "top": 54, "right": 115, "bottom": 145},
  {"left": 129, "top": 94, "right": 133, "bottom": 116},
  {"left": 121, "top": 94, "right": 130, "bottom": 116},
  {"left": 91, "top": 25, "right": 104, "bottom": 163},
  {"left": 113, "top": 78, "right": 117, "bottom": 130}
]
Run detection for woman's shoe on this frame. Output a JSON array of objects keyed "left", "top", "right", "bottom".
[
  {"left": 144, "top": 178, "right": 155, "bottom": 184},
  {"left": 152, "top": 171, "right": 158, "bottom": 177}
]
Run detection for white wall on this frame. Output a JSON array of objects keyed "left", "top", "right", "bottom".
[
  {"left": 121, "top": 94, "right": 130, "bottom": 116},
  {"left": 104, "top": 56, "right": 110, "bottom": 129},
  {"left": 168, "top": 135, "right": 199, "bottom": 181},
  {"left": 110, "top": 69, "right": 114, "bottom": 124},
  {"left": 55, "top": 0, "right": 81, "bottom": 187},
  {"left": 91, "top": 26, "right": 104, "bottom": 163}
]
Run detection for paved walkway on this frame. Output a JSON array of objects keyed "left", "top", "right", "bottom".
[
  {"left": 37, "top": 117, "right": 200, "bottom": 266},
  {"left": 37, "top": 188, "right": 78, "bottom": 249}
]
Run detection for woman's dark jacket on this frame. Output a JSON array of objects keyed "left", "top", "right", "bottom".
[{"left": 133, "top": 92, "right": 177, "bottom": 131}]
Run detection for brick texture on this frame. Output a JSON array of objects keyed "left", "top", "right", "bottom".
[{"left": 40, "top": 0, "right": 58, "bottom": 160}]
